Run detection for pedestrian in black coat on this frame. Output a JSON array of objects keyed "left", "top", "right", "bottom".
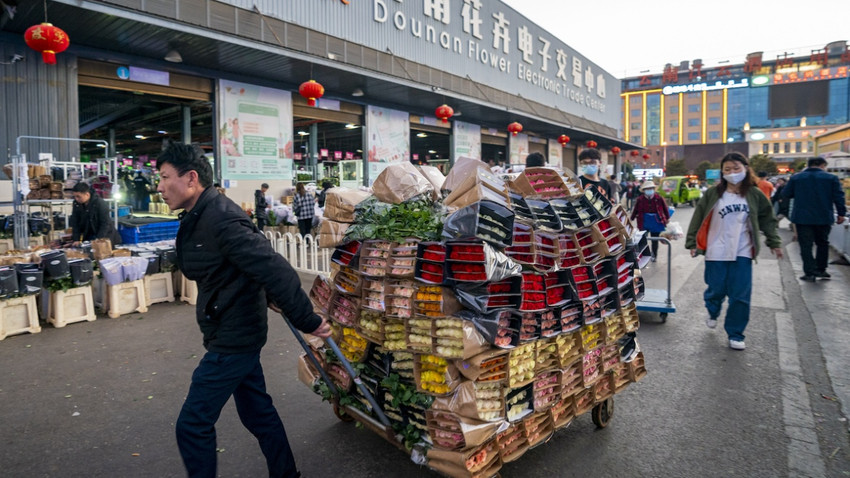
[
  {"left": 156, "top": 143, "right": 330, "bottom": 478},
  {"left": 70, "top": 182, "right": 121, "bottom": 245}
]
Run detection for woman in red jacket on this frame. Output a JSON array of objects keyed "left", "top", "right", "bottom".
[{"left": 630, "top": 180, "right": 670, "bottom": 261}]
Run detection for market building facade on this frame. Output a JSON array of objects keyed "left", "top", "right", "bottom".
[
  {"left": 620, "top": 41, "right": 850, "bottom": 171},
  {"left": 1, "top": 0, "right": 629, "bottom": 207}
]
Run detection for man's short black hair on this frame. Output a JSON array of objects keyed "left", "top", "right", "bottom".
[
  {"left": 261, "top": 183, "right": 269, "bottom": 189},
  {"left": 72, "top": 182, "right": 90, "bottom": 194},
  {"left": 578, "top": 148, "right": 601, "bottom": 161},
  {"left": 808, "top": 157, "right": 827, "bottom": 168},
  {"left": 157, "top": 142, "right": 213, "bottom": 188},
  {"left": 525, "top": 152, "right": 545, "bottom": 167},
  {"left": 757, "top": 171, "right": 768, "bottom": 178}
]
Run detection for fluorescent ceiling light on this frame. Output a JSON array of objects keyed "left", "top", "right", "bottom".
[
  {"left": 297, "top": 131, "right": 310, "bottom": 136},
  {"left": 417, "top": 132, "right": 428, "bottom": 138}
]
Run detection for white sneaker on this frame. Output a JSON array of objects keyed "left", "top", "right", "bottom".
[
  {"left": 729, "top": 339, "right": 746, "bottom": 350},
  {"left": 706, "top": 317, "right": 718, "bottom": 329}
]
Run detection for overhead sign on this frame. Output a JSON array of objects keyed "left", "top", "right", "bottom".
[
  {"left": 662, "top": 78, "right": 749, "bottom": 95},
  {"left": 218, "top": 0, "right": 620, "bottom": 131},
  {"left": 770, "top": 65, "right": 848, "bottom": 85},
  {"left": 218, "top": 79, "right": 294, "bottom": 180}
]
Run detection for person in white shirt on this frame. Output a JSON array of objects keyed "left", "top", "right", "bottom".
[{"left": 685, "top": 152, "right": 782, "bottom": 351}]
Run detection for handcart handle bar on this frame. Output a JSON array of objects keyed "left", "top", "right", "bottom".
[
  {"left": 281, "top": 315, "right": 393, "bottom": 429},
  {"left": 645, "top": 236, "right": 673, "bottom": 306}
]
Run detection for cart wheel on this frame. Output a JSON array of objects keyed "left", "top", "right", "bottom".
[
  {"left": 659, "top": 313, "right": 668, "bottom": 323},
  {"left": 591, "top": 398, "right": 614, "bottom": 428},
  {"left": 333, "top": 401, "right": 354, "bottom": 422}
]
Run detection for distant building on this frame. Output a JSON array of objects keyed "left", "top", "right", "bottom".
[{"left": 621, "top": 41, "right": 850, "bottom": 171}]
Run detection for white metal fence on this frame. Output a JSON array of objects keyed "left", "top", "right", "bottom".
[{"left": 265, "top": 231, "right": 331, "bottom": 275}]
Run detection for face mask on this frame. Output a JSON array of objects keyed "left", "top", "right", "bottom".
[
  {"left": 581, "top": 164, "right": 599, "bottom": 176},
  {"left": 644, "top": 189, "right": 655, "bottom": 197},
  {"left": 723, "top": 171, "right": 747, "bottom": 185}
]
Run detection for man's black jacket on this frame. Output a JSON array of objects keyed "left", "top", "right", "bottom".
[
  {"left": 70, "top": 193, "right": 121, "bottom": 244},
  {"left": 177, "top": 187, "right": 321, "bottom": 354}
]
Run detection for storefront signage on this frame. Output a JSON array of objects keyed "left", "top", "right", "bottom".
[
  {"left": 218, "top": 79, "right": 294, "bottom": 180},
  {"left": 128, "top": 66, "right": 169, "bottom": 86},
  {"left": 334, "top": 151, "right": 343, "bottom": 159},
  {"left": 662, "top": 78, "right": 749, "bottom": 95},
  {"left": 345, "top": 152, "right": 354, "bottom": 160},
  {"left": 320, "top": 148, "right": 329, "bottom": 158},
  {"left": 220, "top": 0, "right": 619, "bottom": 130}
]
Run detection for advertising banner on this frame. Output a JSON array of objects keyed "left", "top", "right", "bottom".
[
  {"left": 509, "top": 133, "right": 529, "bottom": 166},
  {"left": 366, "top": 105, "right": 409, "bottom": 184},
  {"left": 453, "top": 121, "right": 482, "bottom": 162},
  {"left": 218, "top": 79, "right": 293, "bottom": 180},
  {"left": 548, "top": 139, "right": 563, "bottom": 168}
]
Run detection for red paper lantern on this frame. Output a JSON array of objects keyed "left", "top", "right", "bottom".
[
  {"left": 299, "top": 80, "right": 325, "bottom": 107},
  {"left": 24, "top": 23, "right": 69, "bottom": 65},
  {"left": 642, "top": 154, "right": 651, "bottom": 160},
  {"left": 586, "top": 140, "right": 598, "bottom": 149},
  {"left": 507, "top": 122, "right": 523, "bottom": 136},
  {"left": 557, "top": 134, "right": 570, "bottom": 146},
  {"left": 435, "top": 104, "right": 454, "bottom": 123},
  {"left": 611, "top": 146, "right": 621, "bottom": 155},
  {"left": 630, "top": 150, "right": 640, "bottom": 157}
]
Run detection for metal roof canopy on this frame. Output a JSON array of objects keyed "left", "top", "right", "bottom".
[{"left": 3, "top": 0, "right": 635, "bottom": 150}]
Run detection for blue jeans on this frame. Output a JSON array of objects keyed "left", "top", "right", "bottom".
[
  {"left": 703, "top": 257, "right": 752, "bottom": 341},
  {"left": 176, "top": 351, "right": 298, "bottom": 478}
]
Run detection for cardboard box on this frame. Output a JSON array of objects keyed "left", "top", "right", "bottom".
[
  {"left": 426, "top": 438, "right": 502, "bottom": 478},
  {"left": 426, "top": 410, "right": 505, "bottom": 451},
  {"left": 431, "top": 380, "right": 506, "bottom": 422}
]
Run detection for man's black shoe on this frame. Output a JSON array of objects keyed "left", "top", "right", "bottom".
[
  {"left": 814, "top": 271, "right": 831, "bottom": 279},
  {"left": 799, "top": 275, "right": 816, "bottom": 282}
]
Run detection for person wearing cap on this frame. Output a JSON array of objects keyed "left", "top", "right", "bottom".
[
  {"left": 630, "top": 180, "right": 669, "bottom": 261},
  {"left": 685, "top": 152, "right": 782, "bottom": 351}
]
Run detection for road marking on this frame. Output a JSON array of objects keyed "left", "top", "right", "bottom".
[
  {"left": 775, "top": 311, "right": 826, "bottom": 478},
  {"left": 752, "top": 259, "right": 785, "bottom": 310}
]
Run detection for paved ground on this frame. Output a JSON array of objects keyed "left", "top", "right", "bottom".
[{"left": 1, "top": 207, "right": 849, "bottom": 477}]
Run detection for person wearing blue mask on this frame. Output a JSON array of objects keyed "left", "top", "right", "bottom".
[
  {"left": 685, "top": 152, "right": 782, "bottom": 351},
  {"left": 577, "top": 148, "right": 615, "bottom": 199}
]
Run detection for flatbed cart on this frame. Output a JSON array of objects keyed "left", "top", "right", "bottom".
[
  {"left": 636, "top": 236, "right": 676, "bottom": 323},
  {"left": 282, "top": 316, "right": 617, "bottom": 474}
]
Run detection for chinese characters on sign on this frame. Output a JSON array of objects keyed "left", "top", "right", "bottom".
[{"left": 373, "top": 0, "right": 608, "bottom": 114}]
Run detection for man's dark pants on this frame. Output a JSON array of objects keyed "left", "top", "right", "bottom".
[
  {"left": 796, "top": 224, "right": 831, "bottom": 276},
  {"left": 257, "top": 217, "right": 267, "bottom": 231},
  {"left": 176, "top": 351, "right": 298, "bottom": 478}
]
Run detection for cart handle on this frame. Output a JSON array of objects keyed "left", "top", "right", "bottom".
[
  {"left": 281, "top": 314, "right": 392, "bottom": 428},
  {"left": 645, "top": 236, "right": 673, "bottom": 306},
  {"left": 281, "top": 315, "right": 338, "bottom": 397}
]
